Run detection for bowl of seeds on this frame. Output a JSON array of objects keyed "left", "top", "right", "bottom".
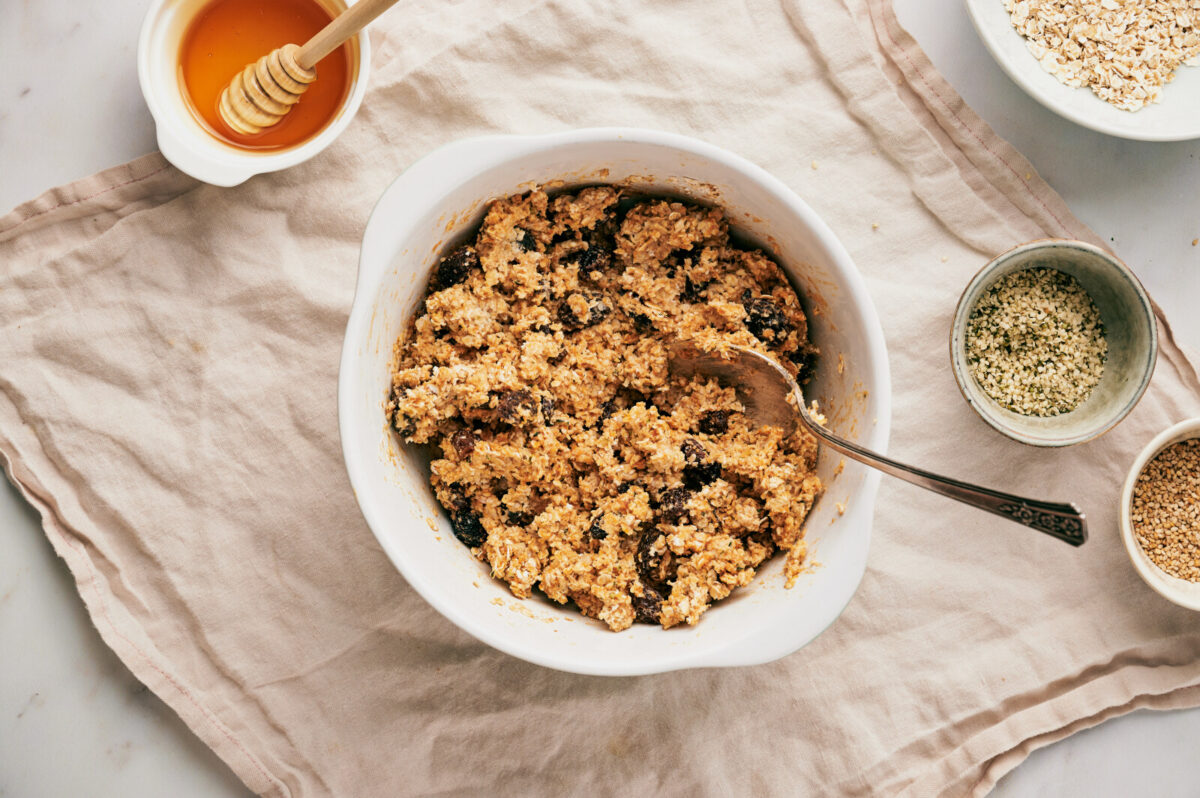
[
  {"left": 1120, "top": 419, "right": 1200, "bottom": 611},
  {"left": 950, "top": 239, "right": 1157, "bottom": 446}
]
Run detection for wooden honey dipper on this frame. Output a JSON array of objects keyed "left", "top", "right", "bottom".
[{"left": 219, "top": 0, "right": 401, "bottom": 135}]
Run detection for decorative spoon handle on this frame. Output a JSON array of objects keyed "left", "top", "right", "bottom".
[{"left": 795, "top": 406, "right": 1087, "bottom": 546}]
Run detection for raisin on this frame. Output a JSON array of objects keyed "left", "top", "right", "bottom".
[
  {"left": 442, "top": 483, "right": 471, "bottom": 514},
  {"left": 570, "top": 243, "right": 613, "bottom": 279},
  {"left": 558, "top": 294, "right": 611, "bottom": 331},
  {"left": 698, "top": 410, "right": 730, "bottom": 435},
  {"left": 681, "top": 438, "right": 707, "bottom": 463},
  {"left": 616, "top": 481, "right": 635, "bottom": 494},
  {"left": 588, "top": 515, "right": 608, "bottom": 540},
  {"left": 684, "top": 461, "right": 722, "bottom": 490},
  {"left": 497, "top": 389, "right": 537, "bottom": 423},
  {"left": 450, "top": 429, "right": 477, "bottom": 459},
  {"left": 630, "top": 312, "right": 654, "bottom": 333},
  {"left": 390, "top": 409, "right": 415, "bottom": 438},
  {"left": 681, "top": 275, "right": 710, "bottom": 302},
  {"left": 631, "top": 586, "right": 664, "bottom": 624},
  {"left": 788, "top": 346, "right": 818, "bottom": 382},
  {"left": 658, "top": 487, "right": 692, "bottom": 524},
  {"left": 450, "top": 510, "right": 487, "bottom": 548},
  {"left": 515, "top": 228, "right": 536, "bottom": 252},
  {"left": 636, "top": 529, "right": 676, "bottom": 588},
  {"left": 743, "top": 294, "right": 791, "bottom": 343},
  {"left": 505, "top": 509, "right": 534, "bottom": 527},
  {"left": 433, "top": 245, "right": 479, "bottom": 290},
  {"left": 596, "top": 399, "right": 617, "bottom": 429}
]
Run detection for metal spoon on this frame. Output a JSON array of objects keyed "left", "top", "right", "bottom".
[{"left": 668, "top": 342, "right": 1087, "bottom": 546}]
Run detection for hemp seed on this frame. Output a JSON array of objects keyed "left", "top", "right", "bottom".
[{"left": 966, "top": 267, "right": 1107, "bottom": 417}]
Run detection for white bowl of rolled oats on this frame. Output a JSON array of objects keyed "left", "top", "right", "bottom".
[
  {"left": 1120, "top": 419, "right": 1200, "bottom": 612},
  {"left": 967, "top": 0, "right": 1200, "bottom": 141},
  {"left": 950, "top": 239, "right": 1157, "bottom": 447},
  {"left": 338, "top": 128, "right": 891, "bottom": 674}
]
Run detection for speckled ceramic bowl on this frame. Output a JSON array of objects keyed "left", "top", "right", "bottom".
[
  {"left": 1120, "top": 419, "right": 1200, "bottom": 612},
  {"left": 950, "top": 239, "right": 1157, "bottom": 447}
]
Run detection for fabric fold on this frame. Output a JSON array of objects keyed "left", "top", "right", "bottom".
[{"left": 3, "top": 1, "right": 1198, "bottom": 796}]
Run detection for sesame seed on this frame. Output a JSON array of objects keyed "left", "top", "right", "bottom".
[{"left": 1131, "top": 439, "right": 1200, "bottom": 582}]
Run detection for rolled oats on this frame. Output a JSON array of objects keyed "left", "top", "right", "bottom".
[{"left": 1005, "top": 0, "right": 1200, "bottom": 111}]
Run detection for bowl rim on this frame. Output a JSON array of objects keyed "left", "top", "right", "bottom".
[
  {"left": 136, "top": 0, "right": 372, "bottom": 187},
  {"left": 338, "top": 127, "right": 893, "bottom": 674},
  {"left": 1118, "top": 418, "right": 1200, "bottom": 612},
  {"left": 949, "top": 238, "right": 1158, "bottom": 448}
]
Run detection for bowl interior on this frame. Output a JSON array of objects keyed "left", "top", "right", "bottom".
[
  {"left": 342, "top": 134, "right": 890, "bottom": 673},
  {"left": 1120, "top": 421, "right": 1200, "bottom": 611},
  {"left": 951, "top": 241, "right": 1157, "bottom": 447}
]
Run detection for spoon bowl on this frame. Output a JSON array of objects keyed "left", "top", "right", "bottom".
[{"left": 668, "top": 341, "right": 1089, "bottom": 546}]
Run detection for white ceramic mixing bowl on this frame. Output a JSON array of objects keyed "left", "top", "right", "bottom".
[{"left": 339, "top": 128, "right": 891, "bottom": 675}]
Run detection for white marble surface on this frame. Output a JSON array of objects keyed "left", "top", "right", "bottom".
[{"left": 1, "top": 0, "right": 1198, "bottom": 795}]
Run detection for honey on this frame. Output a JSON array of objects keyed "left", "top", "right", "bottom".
[{"left": 179, "top": 0, "right": 351, "bottom": 151}]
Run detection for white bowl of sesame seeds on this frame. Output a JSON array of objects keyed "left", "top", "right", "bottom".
[
  {"left": 950, "top": 239, "right": 1158, "bottom": 447},
  {"left": 1120, "top": 419, "right": 1200, "bottom": 612}
]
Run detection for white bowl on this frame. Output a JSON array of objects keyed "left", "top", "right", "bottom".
[
  {"left": 1120, "top": 419, "right": 1200, "bottom": 612},
  {"left": 338, "top": 129, "right": 892, "bottom": 675},
  {"left": 966, "top": 0, "right": 1200, "bottom": 141},
  {"left": 137, "top": 0, "right": 371, "bottom": 187},
  {"left": 950, "top": 239, "right": 1158, "bottom": 447}
]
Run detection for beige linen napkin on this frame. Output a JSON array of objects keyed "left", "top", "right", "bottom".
[{"left": 3, "top": 0, "right": 1199, "bottom": 795}]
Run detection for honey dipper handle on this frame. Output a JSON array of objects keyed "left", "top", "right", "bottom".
[{"left": 296, "top": 0, "right": 403, "bottom": 68}]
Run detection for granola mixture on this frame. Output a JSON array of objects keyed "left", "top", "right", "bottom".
[
  {"left": 1005, "top": 0, "right": 1200, "bottom": 112},
  {"left": 966, "top": 267, "right": 1107, "bottom": 416},
  {"left": 1131, "top": 438, "right": 1200, "bottom": 582},
  {"left": 388, "top": 187, "right": 822, "bottom": 631}
]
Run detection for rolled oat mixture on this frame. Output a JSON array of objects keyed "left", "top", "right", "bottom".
[
  {"left": 1005, "top": 0, "right": 1200, "bottom": 112},
  {"left": 388, "top": 187, "right": 822, "bottom": 631},
  {"left": 966, "top": 267, "right": 1107, "bottom": 417}
]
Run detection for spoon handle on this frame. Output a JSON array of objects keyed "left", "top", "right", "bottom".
[{"left": 797, "top": 405, "right": 1087, "bottom": 546}]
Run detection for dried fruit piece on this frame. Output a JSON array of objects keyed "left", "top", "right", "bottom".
[
  {"left": 743, "top": 294, "right": 791, "bottom": 343},
  {"left": 497, "top": 389, "right": 538, "bottom": 424},
  {"left": 558, "top": 294, "right": 612, "bottom": 330},
  {"left": 636, "top": 530, "right": 674, "bottom": 588},
  {"left": 681, "top": 275, "right": 710, "bottom": 302},
  {"left": 684, "top": 460, "right": 722, "bottom": 490},
  {"left": 450, "top": 510, "right": 487, "bottom": 548},
  {"left": 588, "top": 515, "right": 609, "bottom": 540},
  {"left": 450, "top": 429, "right": 477, "bottom": 458},
  {"left": 505, "top": 508, "right": 534, "bottom": 527},
  {"left": 681, "top": 438, "right": 707, "bottom": 463},
  {"left": 631, "top": 585, "right": 664, "bottom": 624},
  {"left": 432, "top": 245, "right": 480, "bottom": 290},
  {"left": 630, "top": 312, "right": 655, "bottom": 333},
  {"left": 698, "top": 410, "right": 729, "bottom": 435},
  {"left": 515, "top": 228, "right": 536, "bottom": 252},
  {"left": 658, "top": 486, "right": 692, "bottom": 524}
]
